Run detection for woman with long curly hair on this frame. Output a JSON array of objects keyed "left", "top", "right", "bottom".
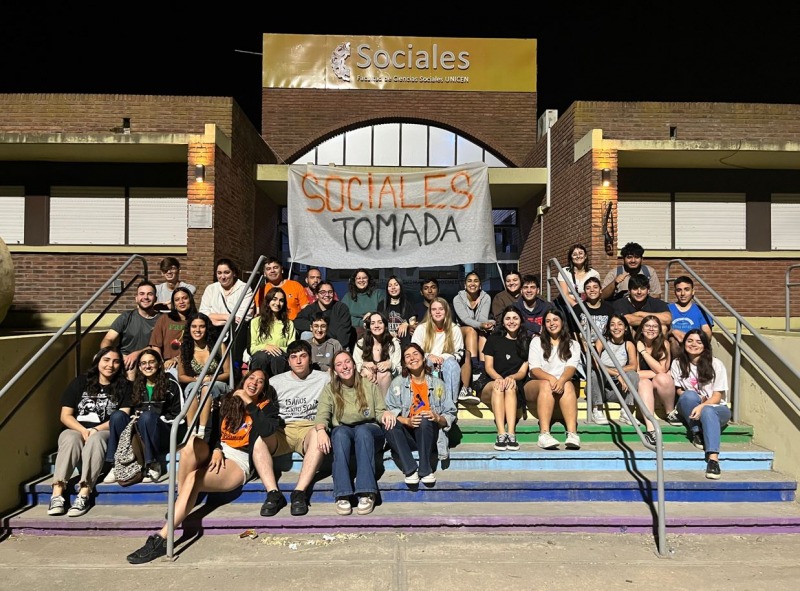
[
  {"left": 248, "top": 286, "right": 296, "bottom": 377},
  {"left": 149, "top": 286, "right": 197, "bottom": 375},
  {"left": 127, "top": 369, "right": 279, "bottom": 563},
  {"left": 178, "top": 312, "right": 231, "bottom": 439},
  {"left": 670, "top": 329, "right": 730, "bottom": 480},
  {"left": 341, "top": 268, "right": 384, "bottom": 339},
  {"left": 353, "top": 311, "right": 400, "bottom": 396},
  {"left": 47, "top": 346, "right": 131, "bottom": 518},
  {"left": 315, "top": 351, "right": 395, "bottom": 516},
  {"left": 523, "top": 308, "right": 582, "bottom": 450},
  {"left": 103, "top": 348, "right": 182, "bottom": 484}
]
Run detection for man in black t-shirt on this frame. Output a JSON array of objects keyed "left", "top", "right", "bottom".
[
  {"left": 612, "top": 273, "right": 671, "bottom": 331},
  {"left": 572, "top": 277, "right": 614, "bottom": 344}
]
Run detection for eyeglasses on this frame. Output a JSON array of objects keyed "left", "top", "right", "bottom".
[
  {"left": 317, "top": 290, "right": 335, "bottom": 295},
  {"left": 139, "top": 360, "right": 158, "bottom": 368}
]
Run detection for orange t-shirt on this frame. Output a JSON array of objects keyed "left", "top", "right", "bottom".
[
  {"left": 409, "top": 380, "right": 430, "bottom": 417},
  {"left": 221, "top": 399, "right": 270, "bottom": 449},
  {"left": 255, "top": 279, "right": 309, "bottom": 320}
]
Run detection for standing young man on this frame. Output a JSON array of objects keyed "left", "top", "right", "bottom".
[
  {"left": 514, "top": 275, "right": 552, "bottom": 337},
  {"left": 602, "top": 242, "right": 662, "bottom": 301},
  {"left": 252, "top": 340, "right": 331, "bottom": 517},
  {"left": 255, "top": 257, "right": 309, "bottom": 320},
  {"left": 101, "top": 281, "right": 159, "bottom": 380},
  {"left": 668, "top": 275, "right": 713, "bottom": 358}
]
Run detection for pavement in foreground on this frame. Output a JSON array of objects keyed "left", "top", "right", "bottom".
[{"left": 1, "top": 531, "right": 798, "bottom": 590}]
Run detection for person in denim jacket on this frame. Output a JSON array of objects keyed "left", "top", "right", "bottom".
[{"left": 384, "top": 343, "right": 457, "bottom": 484}]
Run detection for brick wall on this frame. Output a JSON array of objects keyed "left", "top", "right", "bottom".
[{"left": 261, "top": 89, "right": 537, "bottom": 165}]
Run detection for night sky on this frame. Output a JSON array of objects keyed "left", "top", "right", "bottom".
[{"left": 2, "top": 5, "right": 798, "bottom": 130}]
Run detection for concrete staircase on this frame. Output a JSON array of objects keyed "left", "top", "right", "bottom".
[{"left": 6, "top": 401, "right": 800, "bottom": 537}]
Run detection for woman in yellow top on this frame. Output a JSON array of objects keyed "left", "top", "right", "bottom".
[
  {"left": 315, "top": 350, "right": 395, "bottom": 516},
  {"left": 248, "top": 287, "right": 296, "bottom": 377}
]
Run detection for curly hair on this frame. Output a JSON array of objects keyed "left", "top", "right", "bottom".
[
  {"left": 167, "top": 286, "right": 197, "bottom": 322},
  {"left": 131, "top": 348, "right": 170, "bottom": 407},
  {"left": 219, "top": 369, "right": 270, "bottom": 435},
  {"left": 347, "top": 268, "right": 376, "bottom": 299},
  {"left": 180, "top": 313, "right": 221, "bottom": 377}
]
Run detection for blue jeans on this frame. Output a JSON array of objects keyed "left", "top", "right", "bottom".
[
  {"left": 384, "top": 417, "right": 439, "bottom": 478},
  {"left": 106, "top": 409, "right": 166, "bottom": 466},
  {"left": 426, "top": 357, "right": 460, "bottom": 406},
  {"left": 331, "top": 422, "right": 384, "bottom": 498},
  {"left": 676, "top": 390, "right": 731, "bottom": 454}
]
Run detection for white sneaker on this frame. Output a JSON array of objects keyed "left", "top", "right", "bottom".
[
  {"left": 565, "top": 431, "right": 581, "bottom": 449},
  {"left": 591, "top": 408, "right": 609, "bottom": 425},
  {"left": 404, "top": 471, "right": 420, "bottom": 485},
  {"left": 67, "top": 494, "right": 91, "bottom": 517},
  {"left": 335, "top": 498, "right": 352, "bottom": 515},
  {"left": 617, "top": 409, "right": 641, "bottom": 426},
  {"left": 537, "top": 432, "right": 560, "bottom": 450},
  {"left": 420, "top": 473, "right": 437, "bottom": 485},
  {"left": 102, "top": 469, "right": 118, "bottom": 484},
  {"left": 142, "top": 463, "right": 162, "bottom": 483},
  {"left": 47, "top": 495, "right": 66, "bottom": 516}
]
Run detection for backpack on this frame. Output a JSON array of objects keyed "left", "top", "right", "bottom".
[{"left": 113, "top": 418, "right": 145, "bottom": 487}]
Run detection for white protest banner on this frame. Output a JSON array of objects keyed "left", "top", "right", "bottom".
[{"left": 287, "top": 162, "right": 497, "bottom": 269}]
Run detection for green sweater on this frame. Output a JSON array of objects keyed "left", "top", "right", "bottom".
[{"left": 315, "top": 380, "right": 387, "bottom": 429}]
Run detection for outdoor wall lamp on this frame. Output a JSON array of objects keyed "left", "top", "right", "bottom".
[{"left": 195, "top": 164, "right": 205, "bottom": 183}]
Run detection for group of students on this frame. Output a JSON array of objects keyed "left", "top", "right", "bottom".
[{"left": 45, "top": 246, "right": 731, "bottom": 564}]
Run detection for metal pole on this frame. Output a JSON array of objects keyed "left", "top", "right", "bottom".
[{"left": 733, "top": 321, "right": 743, "bottom": 423}]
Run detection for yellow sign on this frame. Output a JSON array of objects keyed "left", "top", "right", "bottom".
[{"left": 263, "top": 34, "right": 536, "bottom": 92}]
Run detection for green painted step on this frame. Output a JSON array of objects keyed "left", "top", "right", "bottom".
[{"left": 453, "top": 420, "right": 754, "bottom": 445}]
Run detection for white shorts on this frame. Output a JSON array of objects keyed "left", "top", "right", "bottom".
[{"left": 220, "top": 442, "right": 250, "bottom": 485}]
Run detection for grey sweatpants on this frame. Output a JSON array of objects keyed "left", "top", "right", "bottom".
[
  {"left": 589, "top": 369, "right": 638, "bottom": 407},
  {"left": 52, "top": 429, "right": 109, "bottom": 488}
]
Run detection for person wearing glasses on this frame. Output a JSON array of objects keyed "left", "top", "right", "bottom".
[
  {"left": 154, "top": 257, "right": 196, "bottom": 312},
  {"left": 293, "top": 281, "right": 356, "bottom": 352},
  {"left": 103, "top": 348, "right": 182, "bottom": 484},
  {"left": 305, "top": 312, "right": 342, "bottom": 372},
  {"left": 635, "top": 315, "right": 677, "bottom": 437}
]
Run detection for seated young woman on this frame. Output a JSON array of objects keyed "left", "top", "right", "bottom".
[
  {"left": 315, "top": 350, "right": 395, "bottom": 516},
  {"left": 47, "top": 347, "right": 131, "bottom": 518},
  {"left": 385, "top": 343, "right": 456, "bottom": 486},
  {"left": 103, "top": 348, "right": 182, "bottom": 484},
  {"left": 127, "top": 369, "right": 279, "bottom": 564},
  {"left": 452, "top": 271, "right": 495, "bottom": 402},
  {"left": 148, "top": 286, "right": 197, "bottom": 378},
  {"left": 588, "top": 313, "right": 639, "bottom": 430},
  {"left": 378, "top": 275, "right": 417, "bottom": 349},
  {"left": 353, "top": 311, "right": 401, "bottom": 396},
  {"left": 248, "top": 286, "right": 296, "bottom": 378},
  {"left": 671, "top": 329, "right": 731, "bottom": 480},
  {"left": 178, "top": 312, "right": 231, "bottom": 439},
  {"left": 341, "top": 268, "right": 385, "bottom": 339},
  {"left": 523, "top": 309, "right": 582, "bottom": 450},
  {"left": 478, "top": 306, "right": 530, "bottom": 451},
  {"left": 410, "top": 297, "right": 467, "bottom": 408},
  {"left": 635, "top": 315, "right": 677, "bottom": 440}
]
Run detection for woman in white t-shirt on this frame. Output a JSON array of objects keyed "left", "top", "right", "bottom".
[
  {"left": 523, "top": 309, "right": 582, "bottom": 450},
  {"left": 558, "top": 243, "right": 601, "bottom": 307},
  {"left": 670, "top": 329, "right": 730, "bottom": 480}
]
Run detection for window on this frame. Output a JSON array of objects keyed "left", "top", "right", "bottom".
[
  {"left": 618, "top": 192, "right": 746, "bottom": 250},
  {"left": 292, "top": 123, "right": 506, "bottom": 167},
  {"left": 49, "top": 186, "right": 187, "bottom": 246},
  {"left": 771, "top": 194, "right": 800, "bottom": 249},
  {"left": 0, "top": 186, "right": 25, "bottom": 244}
]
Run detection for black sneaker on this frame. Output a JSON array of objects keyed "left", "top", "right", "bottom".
[
  {"left": 644, "top": 431, "right": 657, "bottom": 446},
  {"left": 691, "top": 431, "right": 705, "bottom": 450},
  {"left": 290, "top": 489, "right": 309, "bottom": 516},
  {"left": 127, "top": 534, "right": 167, "bottom": 564},
  {"left": 705, "top": 459, "right": 721, "bottom": 480},
  {"left": 260, "top": 489, "right": 287, "bottom": 517},
  {"left": 494, "top": 434, "right": 508, "bottom": 451},
  {"left": 505, "top": 434, "right": 520, "bottom": 451}
]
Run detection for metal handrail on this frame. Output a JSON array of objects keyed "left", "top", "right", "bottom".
[
  {"left": 665, "top": 259, "right": 800, "bottom": 423},
  {"left": 165, "top": 255, "right": 266, "bottom": 559},
  {"left": 785, "top": 264, "right": 800, "bottom": 332},
  {"left": 546, "top": 258, "right": 667, "bottom": 557},
  {"left": 0, "top": 255, "right": 149, "bottom": 427}
]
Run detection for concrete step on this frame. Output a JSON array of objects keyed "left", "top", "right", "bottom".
[
  {"left": 8, "top": 499, "right": 800, "bottom": 537},
  {"left": 25, "top": 467, "right": 797, "bottom": 507}
]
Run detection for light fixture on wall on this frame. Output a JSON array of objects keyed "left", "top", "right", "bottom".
[
  {"left": 195, "top": 164, "right": 205, "bottom": 183},
  {"left": 601, "top": 168, "right": 611, "bottom": 187}
]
